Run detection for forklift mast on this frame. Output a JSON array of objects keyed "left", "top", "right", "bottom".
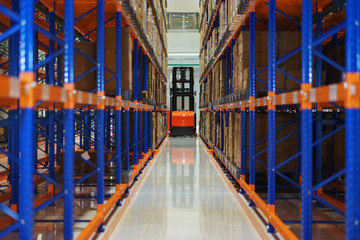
[
  {"left": 170, "top": 67, "right": 196, "bottom": 137},
  {"left": 171, "top": 67, "right": 195, "bottom": 112}
]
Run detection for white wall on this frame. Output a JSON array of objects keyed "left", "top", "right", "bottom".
[
  {"left": 168, "top": 31, "right": 200, "bottom": 54},
  {"left": 167, "top": 0, "right": 199, "bottom": 12}
]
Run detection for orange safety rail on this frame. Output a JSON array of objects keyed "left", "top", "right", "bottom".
[
  {"left": 0, "top": 76, "right": 156, "bottom": 111},
  {"left": 200, "top": 82, "right": 349, "bottom": 112},
  {"left": 332, "top": 182, "right": 345, "bottom": 192},
  {"left": 318, "top": 191, "right": 345, "bottom": 212}
]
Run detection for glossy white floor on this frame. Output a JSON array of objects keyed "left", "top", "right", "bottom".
[{"left": 104, "top": 137, "right": 267, "bottom": 240}]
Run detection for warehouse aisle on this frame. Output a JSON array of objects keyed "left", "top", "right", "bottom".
[{"left": 107, "top": 138, "right": 264, "bottom": 240}]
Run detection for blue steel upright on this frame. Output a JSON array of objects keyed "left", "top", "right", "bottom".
[
  {"left": 315, "top": 4, "right": 323, "bottom": 199},
  {"left": 249, "top": 6, "right": 256, "bottom": 206},
  {"left": 63, "top": 0, "right": 75, "bottom": 238},
  {"left": 96, "top": 0, "right": 105, "bottom": 232},
  {"left": 19, "top": 0, "right": 35, "bottom": 239},
  {"left": 210, "top": 71, "right": 213, "bottom": 143},
  {"left": 138, "top": 46, "right": 143, "bottom": 161},
  {"left": 33, "top": 29, "right": 38, "bottom": 193},
  {"left": 133, "top": 39, "right": 139, "bottom": 165},
  {"left": 143, "top": 56, "right": 148, "bottom": 153},
  {"left": 240, "top": 23, "right": 247, "bottom": 190},
  {"left": 9, "top": 0, "right": 19, "bottom": 211},
  {"left": 48, "top": 5, "right": 56, "bottom": 193},
  {"left": 115, "top": 8, "right": 122, "bottom": 196},
  {"left": 220, "top": 110, "right": 224, "bottom": 152},
  {"left": 301, "top": 0, "right": 314, "bottom": 238},
  {"left": 267, "top": 0, "right": 276, "bottom": 233},
  {"left": 345, "top": 0, "right": 360, "bottom": 239}
]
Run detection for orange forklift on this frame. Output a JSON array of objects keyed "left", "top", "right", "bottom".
[{"left": 170, "top": 67, "right": 196, "bottom": 137}]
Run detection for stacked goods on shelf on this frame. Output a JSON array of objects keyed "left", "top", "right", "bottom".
[
  {"left": 322, "top": 113, "right": 345, "bottom": 174},
  {"left": 206, "top": 112, "right": 211, "bottom": 140},
  {"left": 155, "top": 77, "right": 167, "bottom": 105},
  {"left": 161, "top": 82, "right": 167, "bottom": 105},
  {"left": 243, "top": 113, "right": 299, "bottom": 172},
  {"left": 237, "top": 31, "right": 314, "bottom": 92},
  {"left": 277, "top": 32, "right": 302, "bottom": 70},
  {"left": 323, "top": 43, "right": 345, "bottom": 85},
  {"left": 211, "top": 29, "right": 216, "bottom": 58},
  {"left": 57, "top": 151, "right": 114, "bottom": 183},
  {"left": 200, "top": 51, "right": 207, "bottom": 75},
  {"left": 233, "top": 31, "right": 269, "bottom": 92},
  {"left": 228, "top": 0, "right": 239, "bottom": 25},
  {"left": 206, "top": 79, "right": 211, "bottom": 104},
  {"left": 156, "top": 112, "right": 165, "bottom": 142},
  {"left": 219, "top": 58, "right": 227, "bottom": 98},
  {"left": 74, "top": 42, "right": 97, "bottom": 92},
  {"left": 212, "top": 112, "right": 216, "bottom": 146},
  {"left": 147, "top": 62, "right": 155, "bottom": 100},
  {"left": 202, "top": 83, "right": 206, "bottom": 105},
  {"left": 233, "top": 113, "right": 241, "bottom": 168},
  {"left": 128, "top": 0, "right": 167, "bottom": 78},
  {"left": 211, "top": 58, "right": 227, "bottom": 100},
  {"left": 152, "top": 112, "right": 157, "bottom": 149},
  {"left": 201, "top": 111, "right": 299, "bottom": 172},
  {"left": 219, "top": 0, "right": 227, "bottom": 38},
  {"left": 200, "top": 0, "right": 242, "bottom": 75},
  {"left": 104, "top": 27, "right": 133, "bottom": 95},
  {"left": 129, "top": 0, "right": 147, "bottom": 31},
  {"left": 146, "top": 9, "right": 155, "bottom": 48},
  {"left": 211, "top": 70, "right": 216, "bottom": 102},
  {"left": 214, "top": 62, "right": 220, "bottom": 100}
]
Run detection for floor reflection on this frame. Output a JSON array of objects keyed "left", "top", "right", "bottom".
[{"left": 110, "top": 138, "right": 261, "bottom": 240}]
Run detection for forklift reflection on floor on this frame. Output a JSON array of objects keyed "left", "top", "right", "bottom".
[{"left": 170, "top": 67, "right": 196, "bottom": 137}]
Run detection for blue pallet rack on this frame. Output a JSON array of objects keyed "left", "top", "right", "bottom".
[
  {"left": 199, "top": 0, "right": 359, "bottom": 239},
  {"left": 0, "top": 0, "right": 168, "bottom": 239}
]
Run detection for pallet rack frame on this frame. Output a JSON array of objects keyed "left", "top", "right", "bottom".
[
  {"left": 199, "top": 0, "right": 359, "bottom": 239},
  {"left": 0, "top": 0, "right": 168, "bottom": 239}
]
